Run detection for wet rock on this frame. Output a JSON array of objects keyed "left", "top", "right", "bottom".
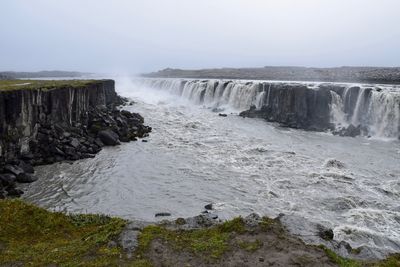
[
  {"left": 244, "top": 213, "right": 262, "bottom": 227},
  {"left": 98, "top": 130, "right": 120, "bottom": 146},
  {"left": 69, "top": 138, "right": 81, "bottom": 149},
  {"left": 325, "top": 159, "right": 346, "bottom": 169},
  {"left": 316, "top": 224, "right": 334, "bottom": 240},
  {"left": 334, "top": 124, "right": 361, "bottom": 137},
  {"left": 16, "top": 173, "right": 38, "bottom": 183},
  {"left": 3, "top": 165, "right": 24, "bottom": 176},
  {"left": 204, "top": 203, "right": 213, "bottom": 210},
  {"left": 5, "top": 186, "right": 23, "bottom": 197},
  {"left": 155, "top": 212, "right": 171, "bottom": 217},
  {"left": 118, "top": 229, "right": 139, "bottom": 257},
  {"left": 18, "top": 161, "right": 34, "bottom": 174},
  {"left": 205, "top": 213, "right": 218, "bottom": 220},
  {"left": 184, "top": 214, "right": 218, "bottom": 229},
  {"left": 94, "top": 138, "right": 104, "bottom": 147},
  {"left": 0, "top": 174, "right": 16, "bottom": 186}
]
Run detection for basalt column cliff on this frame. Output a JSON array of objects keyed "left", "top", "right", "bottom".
[{"left": 0, "top": 80, "right": 151, "bottom": 197}]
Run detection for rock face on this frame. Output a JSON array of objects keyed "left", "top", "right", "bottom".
[
  {"left": 239, "top": 83, "right": 333, "bottom": 131},
  {"left": 0, "top": 80, "right": 151, "bottom": 198}
]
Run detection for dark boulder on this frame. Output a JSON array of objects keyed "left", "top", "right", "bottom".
[
  {"left": 204, "top": 203, "right": 213, "bottom": 210},
  {"left": 18, "top": 161, "right": 35, "bottom": 174},
  {"left": 69, "top": 138, "right": 81, "bottom": 149},
  {"left": 334, "top": 124, "right": 361, "bottom": 137},
  {"left": 5, "top": 186, "right": 24, "bottom": 197},
  {"left": 98, "top": 130, "right": 120, "bottom": 146},
  {"left": 155, "top": 212, "right": 171, "bottom": 217},
  {"left": 0, "top": 174, "right": 16, "bottom": 186},
  {"left": 317, "top": 224, "right": 334, "bottom": 240},
  {"left": 16, "top": 173, "right": 38, "bottom": 183},
  {"left": 3, "top": 165, "right": 24, "bottom": 176}
]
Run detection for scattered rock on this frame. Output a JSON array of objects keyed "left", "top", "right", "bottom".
[
  {"left": 175, "top": 218, "right": 186, "bottom": 225},
  {"left": 18, "top": 161, "right": 34, "bottom": 174},
  {"left": 334, "top": 124, "right": 362, "bottom": 137},
  {"left": 16, "top": 173, "right": 38, "bottom": 183},
  {"left": 244, "top": 213, "right": 261, "bottom": 227},
  {"left": 98, "top": 130, "right": 120, "bottom": 146},
  {"left": 204, "top": 203, "right": 213, "bottom": 210},
  {"left": 325, "top": 159, "right": 346, "bottom": 169},
  {"left": 69, "top": 138, "right": 81, "bottom": 148},
  {"left": 5, "top": 186, "right": 23, "bottom": 197},
  {"left": 155, "top": 212, "right": 172, "bottom": 217},
  {"left": 184, "top": 214, "right": 218, "bottom": 229},
  {"left": 317, "top": 224, "right": 334, "bottom": 240},
  {"left": 0, "top": 174, "right": 16, "bottom": 186},
  {"left": 3, "top": 165, "right": 24, "bottom": 176}
]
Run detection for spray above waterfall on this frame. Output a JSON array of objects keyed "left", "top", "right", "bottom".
[{"left": 133, "top": 78, "right": 400, "bottom": 140}]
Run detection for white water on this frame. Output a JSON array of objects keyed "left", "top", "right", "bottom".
[
  {"left": 21, "top": 77, "right": 400, "bottom": 259},
  {"left": 330, "top": 85, "right": 400, "bottom": 139},
  {"left": 135, "top": 78, "right": 400, "bottom": 139}
]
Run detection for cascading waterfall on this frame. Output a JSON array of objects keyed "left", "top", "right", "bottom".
[
  {"left": 133, "top": 78, "right": 400, "bottom": 139},
  {"left": 329, "top": 85, "right": 400, "bottom": 139},
  {"left": 134, "top": 78, "right": 266, "bottom": 111}
]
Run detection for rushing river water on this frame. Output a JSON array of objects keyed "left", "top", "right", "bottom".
[{"left": 22, "top": 78, "right": 400, "bottom": 258}]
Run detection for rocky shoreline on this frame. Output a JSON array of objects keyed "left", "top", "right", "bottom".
[
  {"left": 0, "top": 79, "right": 151, "bottom": 198},
  {"left": 1, "top": 199, "right": 399, "bottom": 266}
]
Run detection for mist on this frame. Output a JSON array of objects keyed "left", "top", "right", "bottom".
[{"left": 1, "top": 0, "right": 400, "bottom": 73}]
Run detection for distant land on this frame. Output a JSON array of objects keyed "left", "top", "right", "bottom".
[
  {"left": 0, "top": 70, "right": 91, "bottom": 80},
  {"left": 143, "top": 66, "right": 400, "bottom": 84}
]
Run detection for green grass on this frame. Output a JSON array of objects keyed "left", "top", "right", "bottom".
[
  {"left": 0, "top": 199, "right": 127, "bottom": 266},
  {"left": 322, "top": 247, "right": 362, "bottom": 267},
  {"left": 137, "top": 217, "right": 246, "bottom": 259},
  {"left": 0, "top": 79, "right": 105, "bottom": 91}
]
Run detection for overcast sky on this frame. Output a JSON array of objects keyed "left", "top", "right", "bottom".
[{"left": 1, "top": 0, "right": 399, "bottom": 73}]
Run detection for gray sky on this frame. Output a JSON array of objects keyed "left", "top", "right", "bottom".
[{"left": 1, "top": 0, "right": 400, "bottom": 73}]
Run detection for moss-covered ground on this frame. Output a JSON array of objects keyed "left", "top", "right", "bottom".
[
  {"left": 0, "top": 199, "right": 128, "bottom": 266},
  {"left": 1, "top": 199, "right": 399, "bottom": 266},
  {"left": 0, "top": 80, "right": 104, "bottom": 91}
]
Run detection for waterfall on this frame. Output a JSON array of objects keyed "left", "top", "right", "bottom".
[
  {"left": 329, "top": 86, "right": 400, "bottom": 139},
  {"left": 134, "top": 79, "right": 266, "bottom": 111},
  {"left": 133, "top": 78, "right": 400, "bottom": 139},
  {"left": 329, "top": 91, "right": 348, "bottom": 128}
]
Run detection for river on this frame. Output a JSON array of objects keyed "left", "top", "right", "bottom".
[{"left": 22, "top": 77, "right": 400, "bottom": 258}]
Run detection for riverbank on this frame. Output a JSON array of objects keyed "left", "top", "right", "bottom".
[
  {"left": 0, "top": 199, "right": 399, "bottom": 266},
  {"left": 0, "top": 79, "right": 151, "bottom": 198}
]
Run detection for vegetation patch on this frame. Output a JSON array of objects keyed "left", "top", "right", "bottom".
[
  {"left": 321, "top": 246, "right": 362, "bottom": 267},
  {"left": 0, "top": 199, "right": 127, "bottom": 266},
  {"left": 376, "top": 254, "right": 400, "bottom": 267},
  {"left": 137, "top": 217, "right": 246, "bottom": 259},
  {"left": 237, "top": 239, "right": 263, "bottom": 252},
  {"left": 0, "top": 79, "right": 104, "bottom": 91}
]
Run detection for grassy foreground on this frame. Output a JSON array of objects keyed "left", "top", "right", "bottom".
[
  {"left": 0, "top": 80, "right": 101, "bottom": 91},
  {"left": 0, "top": 199, "right": 399, "bottom": 266}
]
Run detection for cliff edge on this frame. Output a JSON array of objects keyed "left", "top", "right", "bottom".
[{"left": 0, "top": 79, "right": 151, "bottom": 198}]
